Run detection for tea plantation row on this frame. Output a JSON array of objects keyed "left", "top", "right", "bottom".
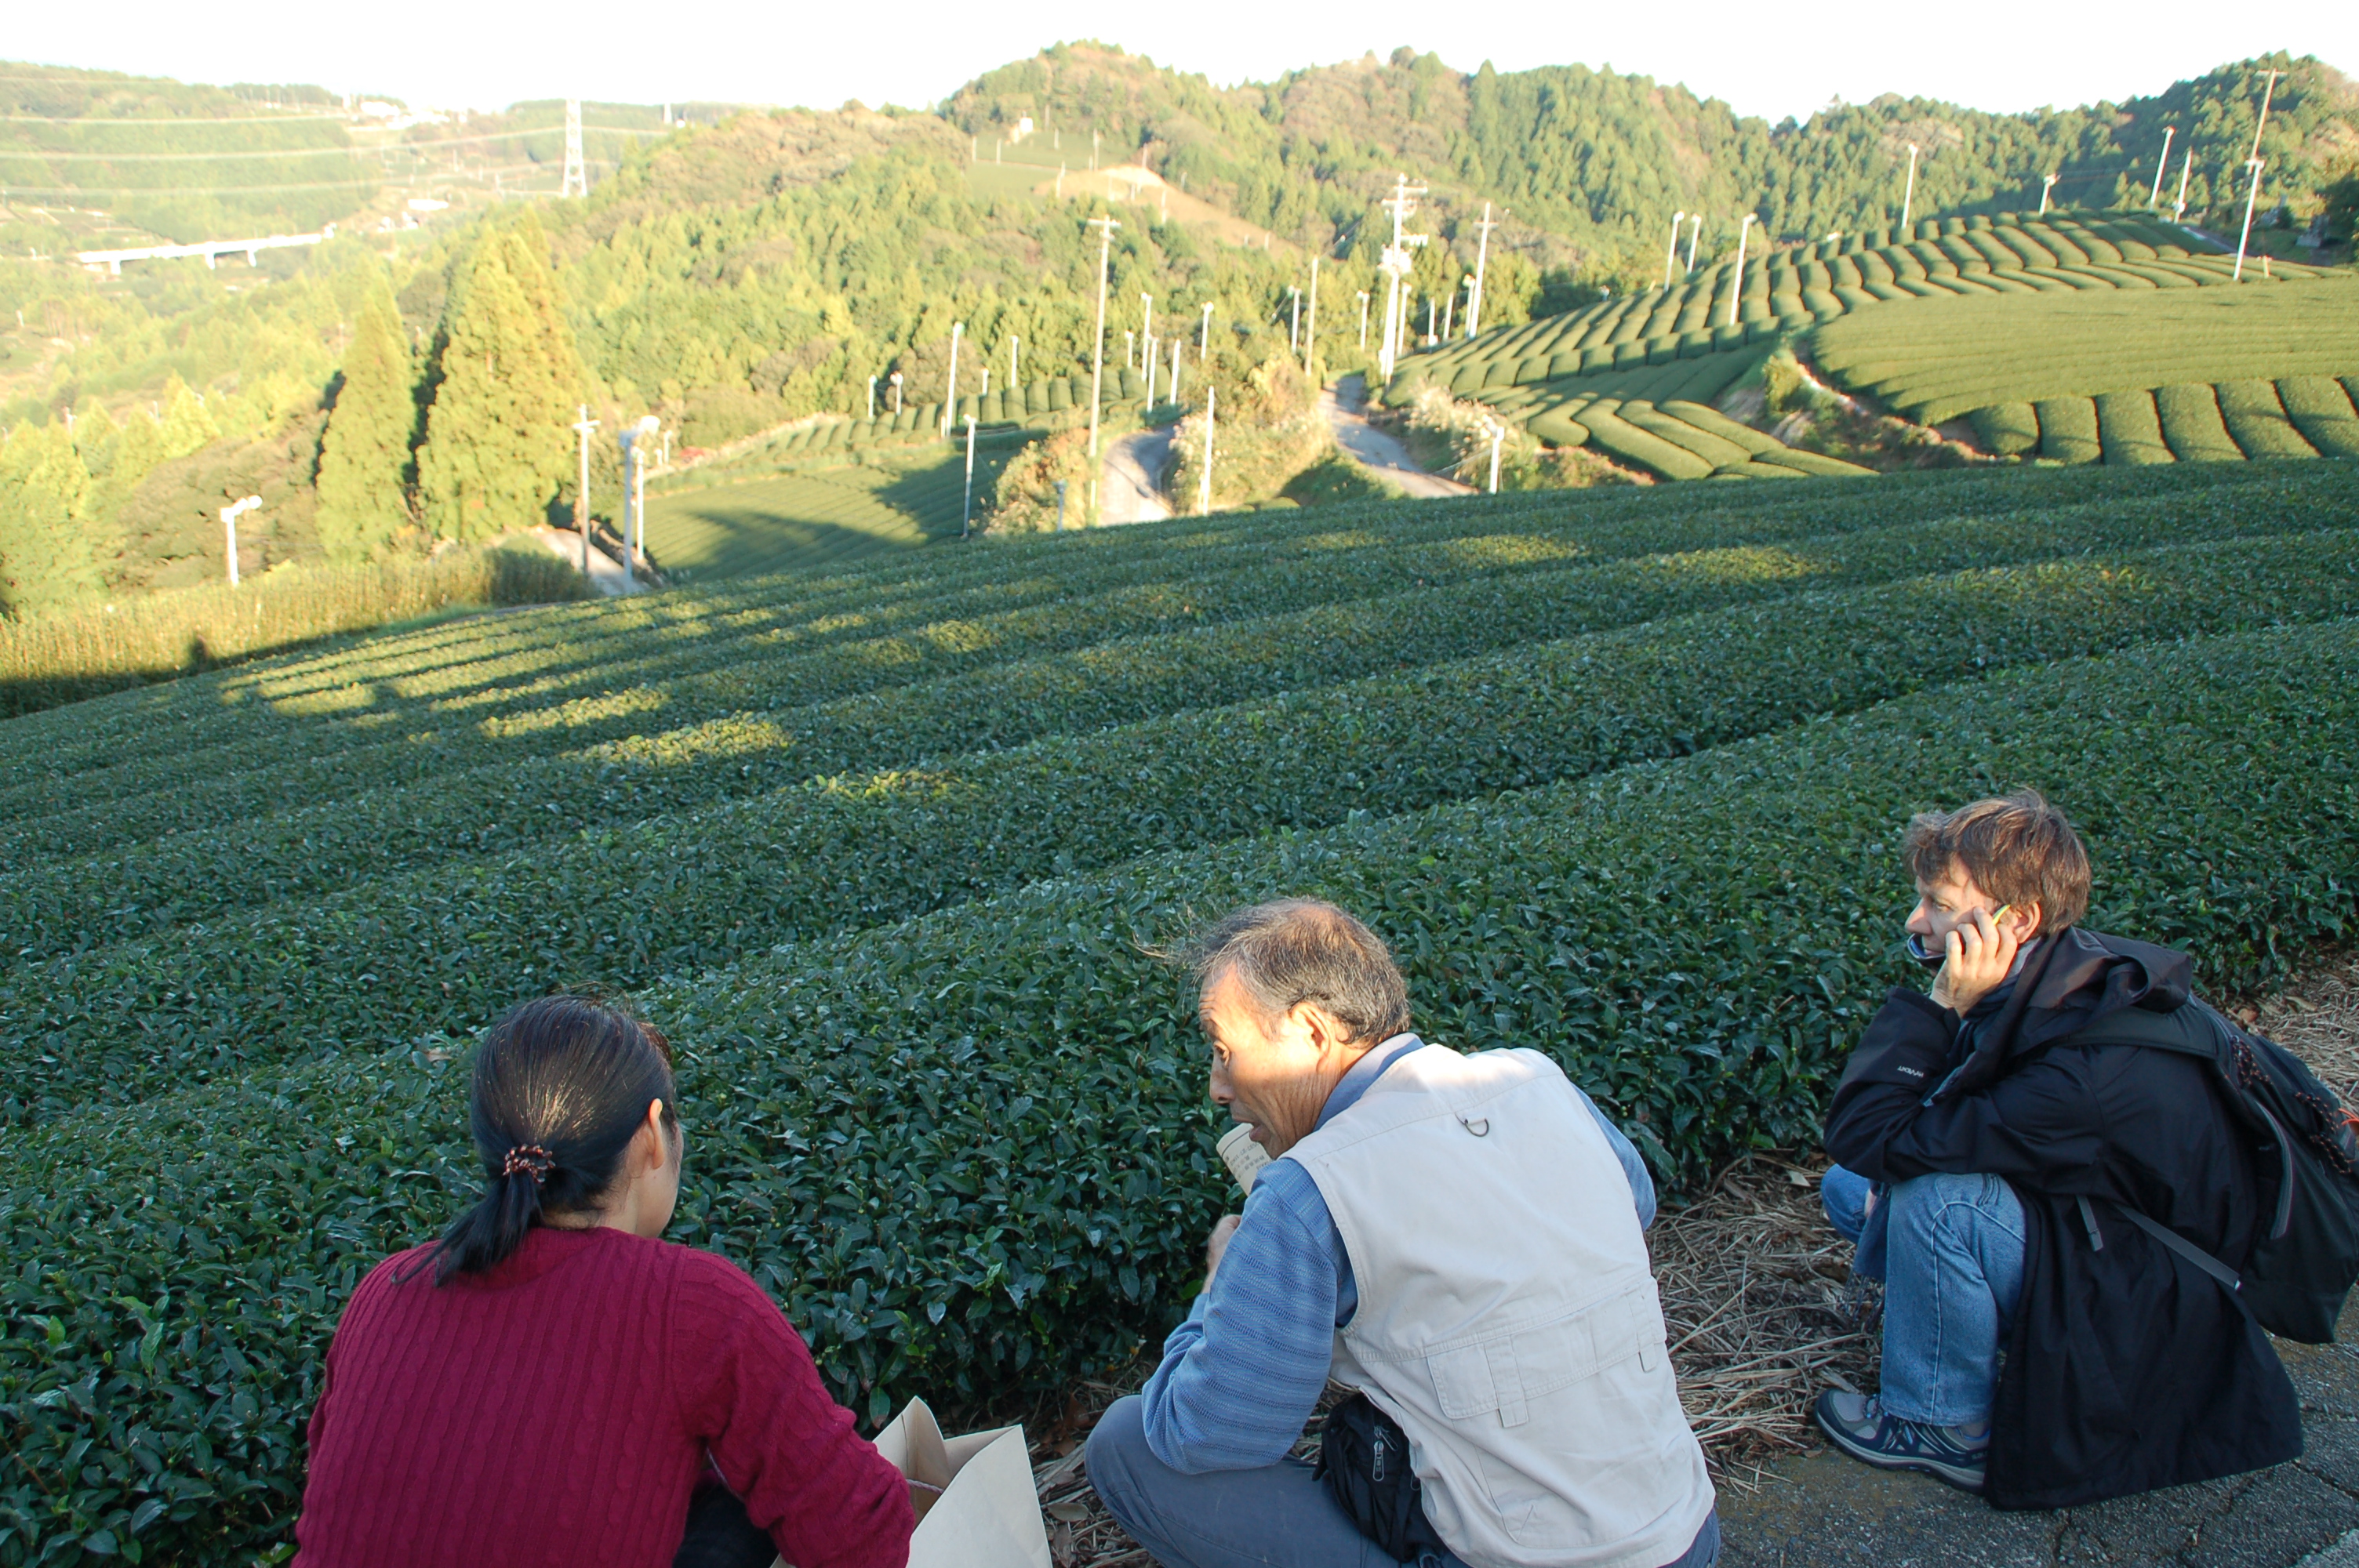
[
  {"left": 3, "top": 462, "right": 2318, "bottom": 866},
  {"left": 4, "top": 618, "right": 2353, "bottom": 1563},
  {"left": 3, "top": 497, "right": 2351, "bottom": 996}
]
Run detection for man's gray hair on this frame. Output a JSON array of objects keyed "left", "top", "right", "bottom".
[{"left": 1183, "top": 898, "right": 1411, "bottom": 1045}]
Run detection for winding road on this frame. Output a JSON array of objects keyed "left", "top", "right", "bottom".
[{"left": 1320, "top": 374, "right": 1474, "bottom": 499}]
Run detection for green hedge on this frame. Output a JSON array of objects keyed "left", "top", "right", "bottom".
[
  {"left": 9, "top": 528, "right": 2356, "bottom": 1123},
  {"left": 2281, "top": 377, "right": 2359, "bottom": 459},
  {"left": 2215, "top": 380, "right": 2320, "bottom": 459},
  {"left": 21, "top": 462, "right": 2320, "bottom": 869},
  {"left": 2035, "top": 397, "right": 2102, "bottom": 464},
  {"left": 2095, "top": 390, "right": 2175, "bottom": 466},
  {"left": 5, "top": 619, "right": 2354, "bottom": 1564},
  {"left": 2156, "top": 383, "right": 2245, "bottom": 463}
]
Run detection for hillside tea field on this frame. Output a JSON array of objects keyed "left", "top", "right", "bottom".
[
  {"left": 3, "top": 459, "right": 2357, "bottom": 1563},
  {"left": 1396, "top": 212, "right": 2353, "bottom": 481}
]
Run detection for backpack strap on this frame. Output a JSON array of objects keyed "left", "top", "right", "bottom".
[{"left": 2113, "top": 1205, "right": 2247, "bottom": 1299}]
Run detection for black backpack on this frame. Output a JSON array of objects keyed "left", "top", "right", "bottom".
[
  {"left": 1314, "top": 1393, "right": 1450, "bottom": 1561},
  {"left": 2075, "top": 999, "right": 2359, "bottom": 1342}
]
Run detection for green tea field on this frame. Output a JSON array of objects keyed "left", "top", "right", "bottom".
[
  {"left": 1397, "top": 212, "right": 2354, "bottom": 480},
  {"left": 3, "top": 454, "right": 2357, "bottom": 1560}
]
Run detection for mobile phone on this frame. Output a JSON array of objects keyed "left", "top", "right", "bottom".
[{"left": 1905, "top": 903, "right": 2016, "bottom": 966}]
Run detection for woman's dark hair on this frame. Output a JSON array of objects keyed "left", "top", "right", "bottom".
[{"left": 416, "top": 994, "right": 679, "bottom": 1284}]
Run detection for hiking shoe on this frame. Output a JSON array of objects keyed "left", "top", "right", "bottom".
[{"left": 1814, "top": 1389, "right": 1988, "bottom": 1494}]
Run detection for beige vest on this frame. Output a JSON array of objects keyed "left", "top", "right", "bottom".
[{"left": 1289, "top": 1044, "right": 1712, "bottom": 1568}]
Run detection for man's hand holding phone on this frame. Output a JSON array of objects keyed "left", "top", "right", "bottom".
[{"left": 1928, "top": 904, "right": 2017, "bottom": 1015}]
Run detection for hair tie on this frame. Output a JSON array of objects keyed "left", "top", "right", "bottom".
[{"left": 500, "top": 1144, "right": 554, "bottom": 1184}]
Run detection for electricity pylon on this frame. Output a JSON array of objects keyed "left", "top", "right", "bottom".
[{"left": 562, "top": 100, "right": 588, "bottom": 199}]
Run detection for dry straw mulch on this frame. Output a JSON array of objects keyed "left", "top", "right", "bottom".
[{"left": 1028, "top": 952, "right": 2359, "bottom": 1566}]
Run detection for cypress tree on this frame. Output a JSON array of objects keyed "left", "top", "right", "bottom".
[
  {"left": 315, "top": 285, "right": 419, "bottom": 562},
  {"left": 0, "top": 420, "right": 102, "bottom": 616},
  {"left": 158, "top": 376, "right": 220, "bottom": 460},
  {"left": 416, "top": 214, "right": 587, "bottom": 542}
]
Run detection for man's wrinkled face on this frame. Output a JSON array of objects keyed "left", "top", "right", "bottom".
[{"left": 1201, "top": 967, "right": 1354, "bottom": 1159}]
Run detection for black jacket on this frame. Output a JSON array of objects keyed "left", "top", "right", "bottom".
[{"left": 1823, "top": 927, "right": 2302, "bottom": 1509}]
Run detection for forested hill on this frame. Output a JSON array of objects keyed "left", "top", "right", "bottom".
[{"left": 947, "top": 44, "right": 2359, "bottom": 278}]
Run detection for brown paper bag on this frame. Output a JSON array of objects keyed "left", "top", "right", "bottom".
[{"left": 768, "top": 1399, "right": 1051, "bottom": 1568}]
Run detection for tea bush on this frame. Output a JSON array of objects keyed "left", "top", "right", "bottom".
[{"left": 4, "top": 619, "right": 2354, "bottom": 1563}]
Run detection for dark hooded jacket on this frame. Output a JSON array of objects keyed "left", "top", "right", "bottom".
[{"left": 1823, "top": 926, "right": 2301, "bottom": 1510}]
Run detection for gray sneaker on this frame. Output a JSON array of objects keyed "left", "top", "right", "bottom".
[{"left": 1814, "top": 1389, "right": 1988, "bottom": 1494}]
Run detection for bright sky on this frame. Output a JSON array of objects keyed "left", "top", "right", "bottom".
[{"left": 13, "top": 0, "right": 2354, "bottom": 125}]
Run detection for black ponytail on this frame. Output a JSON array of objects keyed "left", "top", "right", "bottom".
[{"left": 415, "top": 994, "right": 678, "bottom": 1284}]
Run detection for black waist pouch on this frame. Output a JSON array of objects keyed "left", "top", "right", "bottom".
[{"left": 1315, "top": 1392, "right": 1449, "bottom": 1561}]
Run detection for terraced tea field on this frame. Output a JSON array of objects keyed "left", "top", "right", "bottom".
[
  {"left": 1398, "top": 212, "right": 2348, "bottom": 481},
  {"left": 5, "top": 459, "right": 2357, "bottom": 1562}
]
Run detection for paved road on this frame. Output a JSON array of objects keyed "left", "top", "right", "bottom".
[
  {"left": 529, "top": 526, "right": 647, "bottom": 595},
  {"left": 1100, "top": 426, "right": 1175, "bottom": 524},
  {"left": 1320, "top": 373, "right": 1474, "bottom": 499},
  {"left": 1721, "top": 1298, "right": 2359, "bottom": 1566}
]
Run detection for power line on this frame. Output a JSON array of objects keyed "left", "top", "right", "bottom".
[{"left": 0, "top": 111, "right": 353, "bottom": 124}]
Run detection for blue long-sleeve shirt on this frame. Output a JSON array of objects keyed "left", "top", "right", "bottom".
[{"left": 1140, "top": 1035, "right": 1657, "bottom": 1472}]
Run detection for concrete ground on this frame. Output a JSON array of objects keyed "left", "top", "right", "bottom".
[
  {"left": 1320, "top": 374, "right": 1474, "bottom": 499},
  {"left": 1100, "top": 427, "right": 1176, "bottom": 525},
  {"left": 1721, "top": 1301, "right": 2359, "bottom": 1568}
]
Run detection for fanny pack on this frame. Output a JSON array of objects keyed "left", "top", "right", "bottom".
[{"left": 1315, "top": 1392, "right": 1450, "bottom": 1562}]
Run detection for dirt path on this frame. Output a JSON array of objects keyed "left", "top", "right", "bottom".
[
  {"left": 1320, "top": 373, "right": 1474, "bottom": 499},
  {"left": 1099, "top": 427, "right": 1174, "bottom": 525}
]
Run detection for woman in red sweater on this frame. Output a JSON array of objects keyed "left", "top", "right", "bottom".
[{"left": 294, "top": 995, "right": 914, "bottom": 1568}]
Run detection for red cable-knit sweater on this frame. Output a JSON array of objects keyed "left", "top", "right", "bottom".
[{"left": 294, "top": 1225, "right": 914, "bottom": 1568}]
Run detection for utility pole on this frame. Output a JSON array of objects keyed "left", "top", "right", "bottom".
[
  {"left": 1289, "top": 286, "right": 1301, "bottom": 354},
  {"left": 1376, "top": 172, "right": 1428, "bottom": 380},
  {"left": 1486, "top": 421, "right": 1503, "bottom": 494},
  {"left": 1125, "top": 329, "right": 1136, "bottom": 371},
  {"left": 942, "top": 321, "right": 962, "bottom": 437},
  {"left": 2234, "top": 158, "right": 2266, "bottom": 280},
  {"left": 2174, "top": 148, "right": 2193, "bottom": 220},
  {"left": 616, "top": 431, "right": 638, "bottom": 589},
  {"left": 1140, "top": 293, "right": 1153, "bottom": 354},
  {"left": 1303, "top": 256, "right": 1320, "bottom": 377},
  {"left": 1663, "top": 211, "right": 1685, "bottom": 289},
  {"left": 1011, "top": 336, "right": 1020, "bottom": 394},
  {"left": 562, "top": 99, "right": 588, "bottom": 199},
  {"left": 1170, "top": 339, "right": 1184, "bottom": 402},
  {"left": 572, "top": 405, "right": 598, "bottom": 577},
  {"left": 961, "top": 416, "right": 977, "bottom": 539},
  {"left": 1441, "top": 287, "right": 1452, "bottom": 343},
  {"left": 1146, "top": 336, "right": 1159, "bottom": 402},
  {"left": 1685, "top": 216, "right": 1700, "bottom": 274},
  {"left": 2249, "top": 68, "right": 2285, "bottom": 162},
  {"left": 1726, "top": 214, "right": 1757, "bottom": 329},
  {"left": 2040, "top": 173, "right": 2058, "bottom": 216},
  {"left": 1467, "top": 201, "right": 1498, "bottom": 338},
  {"left": 220, "top": 495, "right": 260, "bottom": 586},
  {"left": 630, "top": 414, "right": 657, "bottom": 582},
  {"left": 865, "top": 376, "right": 876, "bottom": 420},
  {"left": 1198, "top": 299, "right": 1213, "bottom": 358},
  {"left": 1198, "top": 386, "right": 1215, "bottom": 515},
  {"left": 2149, "top": 126, "right": 2175, "bottom": 209},
  {"left": 1900, "top": 143, "right": 1920, "bottom": 234},
  {"left": 890, "top": 372, "right": 903, "bottom": 416},
  {"left": 1087, "top": 213, "right": 1120, "bottom": 462},
  {"left": 1357, "top": 291, "right": 1370, "bottom": 349}
]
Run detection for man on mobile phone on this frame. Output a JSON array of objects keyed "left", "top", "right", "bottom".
[
  {"left": 1814, "top": 790, "right": 2299, "bottom": 1507},
  {"left": 1085, "top": 899, "right": 1718, "bottom": 1568}
]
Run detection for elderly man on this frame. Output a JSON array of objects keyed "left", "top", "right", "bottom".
[{"left": 1086, "top": 899, "right": 1717, "bottom": 1568}]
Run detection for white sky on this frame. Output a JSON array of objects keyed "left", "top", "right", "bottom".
[{"left": 11, "top": 0, "right": 2354, "bottom": 125}]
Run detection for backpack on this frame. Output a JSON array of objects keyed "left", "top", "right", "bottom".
[
  {"left": 1314, "top": 1392, "right": 1450, "bottom": 1562},
  {"left": 2074, "top": 999, "right": 2359, "bottom": 1343}
]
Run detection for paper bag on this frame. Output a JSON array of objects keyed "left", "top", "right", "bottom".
[{"left": 868, "top": 1397, "right": 1053, "bottom": 1568}]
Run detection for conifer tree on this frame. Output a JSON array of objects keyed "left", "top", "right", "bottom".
[
  {"left": 0, "top": 421, "right": 102, "bottom": 616},
  {"left": 158, "top": 376, "right": 222, "bottom": 460},
  {"left": 315, "top": 285, "right": 419, "bottom": 562},
  {"left": 416, "top": 214, "right": 587, "bottom": 542},
  {"left": 100, "top": 407, "right": 169, "bottom": 520}
]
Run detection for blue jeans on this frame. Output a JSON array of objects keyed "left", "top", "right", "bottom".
[
  {"left": 1821, "top": 1166, "right": 2027, "bottom": 1428},
  {"left": 1085, "top": 1395, "right": 1720, "bottom": 1568}
]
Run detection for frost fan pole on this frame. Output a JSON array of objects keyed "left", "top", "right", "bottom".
[
  {"left": 961, "top": 416, "right": 977, "bottom": 539},
  {"left": 2149, "top": 127, "right": 2175, "bottom": 209},
  {"left": 571, "top": 405, "right": 599, "bottom": 578},
  {"left": 1198, "top": 387, "right": 1215, "bottom": 517},
  {"left": 1086, "top": 214, "right": 1121, "bottom": 475},
  {"left": 2234, "top": 158, "right": 2266, "bottom": 281},
  {"left": 1726, "top": 215, "right": 1757, "bottom": 329}
]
